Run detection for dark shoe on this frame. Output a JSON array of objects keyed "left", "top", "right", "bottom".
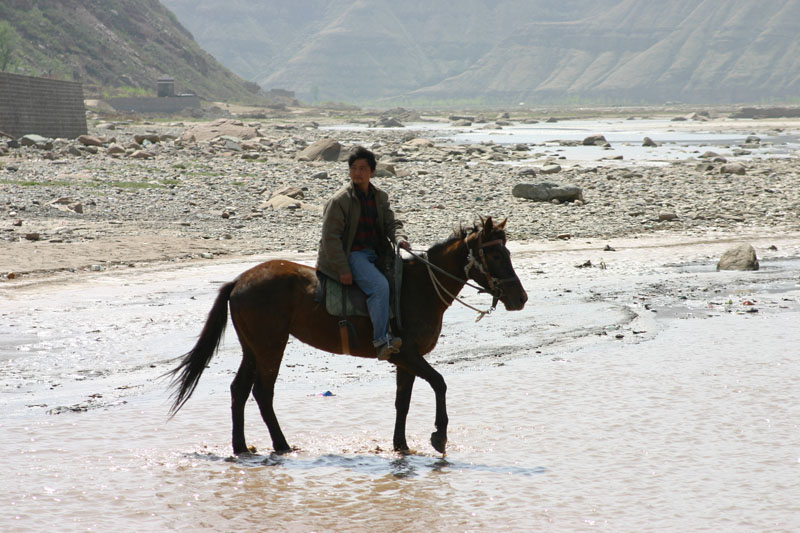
[{"left": 376, "top": 337, "right": 402, "bottom": 360}]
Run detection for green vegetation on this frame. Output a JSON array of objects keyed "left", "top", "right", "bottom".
[
  {"left": 0, "top": 1, "right": 267, "bottom": 103},
  {"left": 0, "top": 20, "right": 19, "bottom": 71},
  {"left": 0, "top": 178, "right": 173, "bottom": 189}
]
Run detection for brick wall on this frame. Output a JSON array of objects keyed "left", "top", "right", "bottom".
[{"left": 0, "top": 72, "right": 88, "bottom": 139}]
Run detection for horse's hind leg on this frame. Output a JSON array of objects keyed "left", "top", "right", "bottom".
[
  {"left": 230, "top": 354, "right": 255, "bottom": 455},
  {"left": 249, "top": 338, "right": 292, "bottom": 454},
  {"left": 393, "top": 368, "right": 416, "bottom": 453}
]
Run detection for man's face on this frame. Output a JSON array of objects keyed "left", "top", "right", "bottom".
[{"left": 349, "top": 158, "right": 374, "bottom": 191}]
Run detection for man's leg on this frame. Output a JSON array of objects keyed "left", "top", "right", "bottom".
[{"left": 348, "top": 249, "right": 391, "bottom": 346}]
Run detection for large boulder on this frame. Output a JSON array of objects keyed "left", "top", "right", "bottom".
[
  {"left": 20, "top": 134, "right": 53, "bottom": 150},
  {"left": 720, "top": 163, "right": 746, "bottom": 175},
  {"left": 583, "top": 134, "right": 607, "bottom": 146},
  {"left": 77, "top": 134, "right": 104, "bottom": 147},
  {"left": 370, "top": 116, "right": 404, "bottom": 128},
  {"left": 540, "top": 164, "right": 562, "bottom": 174},
  {"left": 295, "top": 138, "right": 341, "bottom": 162},
  {"left": 717, "top": 244, "right": 759, "bottom": 271},
  {"left": 180, "top": 119, "right": 259, "bottom": 143},
  {"left": 512, "top": 182, "right": 584, "bottom": 203}
]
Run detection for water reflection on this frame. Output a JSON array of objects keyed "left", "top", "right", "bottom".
[{"left": 191, "top": 450, "right": 546, "bottom": 479}]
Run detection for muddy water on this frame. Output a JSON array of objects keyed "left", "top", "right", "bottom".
[{"left": 2, "top": 244, "right": 799, "bottom": 532}]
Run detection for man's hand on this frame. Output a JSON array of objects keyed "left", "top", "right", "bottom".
[
  {"left": 339, "top": 272, "right": 353, "bottom": 285},
  {"left": 398, "top": 239, "right": 411, "bottom": 251}
]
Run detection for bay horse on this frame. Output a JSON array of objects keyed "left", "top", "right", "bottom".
[{"left": 168, "top": 217, "right": 527, "bottom": 455}]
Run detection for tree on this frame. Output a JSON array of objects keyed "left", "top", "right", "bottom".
[{"left": 0, "top": 20, "right": 20, "bottom": 72}]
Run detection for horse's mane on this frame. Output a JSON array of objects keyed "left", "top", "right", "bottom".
[{"left": 426, "top": 221, "right": 506, "bottom": 257}]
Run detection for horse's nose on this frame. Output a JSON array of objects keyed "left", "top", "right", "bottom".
[{"left": 520, "top": 290, "right": 528, "bottom": 307}]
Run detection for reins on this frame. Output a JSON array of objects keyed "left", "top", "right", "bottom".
[{"left": 404, "top": 234, "right": 514, "bottom": 322}]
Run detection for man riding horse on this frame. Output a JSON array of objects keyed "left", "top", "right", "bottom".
[{"left": 316, "top": 146, "right": 411, "bottom": 360}]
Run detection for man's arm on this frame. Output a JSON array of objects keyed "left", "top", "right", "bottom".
[{"left": 319, "top": 198, "right": 352, "bottom": 283}]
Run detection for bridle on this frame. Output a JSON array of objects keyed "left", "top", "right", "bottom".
[
  {"left": 406, "top": 232, "right": 517, "bottom": 321},
  {"left": 463, "top": 233, "right": 518, "bottom": 309}
]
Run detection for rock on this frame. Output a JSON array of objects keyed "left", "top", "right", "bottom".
[
  {"left": 24, "top": 232, "right": 41, "bottom": 241},
  {"left": 642, "top": 137, "right": 658, "bottom": 147},
  {"left": 375, "top": 162, "right": 396, "bottom": 177},
  {"left": 180, "top": 119, "right": 260, "bottom": 143},
  {"left": 518, "top": 168, "right": 537, "bottom": 177},
  {"left": 370, "top": 116, "right": 404, "bottom": 128},
  {"left": 717, "top": 244, "right": 759, "bottom": 271},
  {"left": 546, "top": 117, "right": 559, "bottom": 123},
  {"left": 699, "top": 151, "right": 719, "bottom": 159},
  {"left": 310, "top": 171, "right": 329, "bottom": 180},
  {"left": 130, "top": 150, "right": 154, "bottom": 159},
  {"left": 512, "top": 182, "right": 584, "bottom": 203},
  {"left": 405, "top": 138, "right": 434, "bottom": 148},
  {"left": 451, "top": 119, "right": 472, "bottom": 127},
  {"left": 106, "top": 143, "right": 126, "bottom": 155},
  {"left": 583, "top": 134, "right": 607, "bottom": 146},
  {"left": 20, "top": 134, "right": 53, "bottom": 150},
  {"left": 78, "top": 134, "right": 104, "bottom": 147},
  {"left": 296, "top": 138, "right": 341, "bottom": 162},
  {"left": 720, "top": 163, "right": 746, "bottom": 175},
  {"left": 658, "top": 212, "right": 678, "bottom": 221},
  {"left": 134, "top": 134, "right": 160, "bottom": 145},
  {"left": 263, "top": 194, "right": 303, "bottom": 210},
  {"left": 696, "top": 163, "right": 715, "bottom": 172},
  {"left": 271, "top": 186, "right": 304, "bottom": 199},
  {"left": 540, "top": 164, "right": 562, "bottom": 174},
  {"left": 49, "top": 197, "right": 84, "bottom": 214}
]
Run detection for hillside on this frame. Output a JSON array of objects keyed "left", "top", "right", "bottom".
[
  {"left": 163, "top": 0, "right": 800, "bottom": 106},
  {"left": 0, "top": 0, "right": 264, "bottom": 103}
]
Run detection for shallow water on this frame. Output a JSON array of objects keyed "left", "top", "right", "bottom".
[
  {"left": 2, "top": 248, "right": 799, "bottom": 531},
  {"left": 324, "top": 118, "right": 800, "bottom": 165}
]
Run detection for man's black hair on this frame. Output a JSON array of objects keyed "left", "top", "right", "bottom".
[{"left": 348, "top": 146, "right": 377, "bottom": 171}]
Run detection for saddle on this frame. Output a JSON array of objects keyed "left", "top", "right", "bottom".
[{"left": 314, "top": 251, "right": 404, "bottom": 327}]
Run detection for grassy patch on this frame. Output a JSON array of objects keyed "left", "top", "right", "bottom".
[{"left": 0, "top": 178, "right": 169, "bottom": 189}]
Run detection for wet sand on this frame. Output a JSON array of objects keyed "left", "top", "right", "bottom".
[{"left": 2, "top": 234, "right": 799, "bottom": 531}]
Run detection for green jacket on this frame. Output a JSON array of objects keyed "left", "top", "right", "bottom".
[{"left": 316, "top": 182, "right": 405, "bottom": 280}]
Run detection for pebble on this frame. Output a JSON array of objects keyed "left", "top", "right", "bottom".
[{"left": 1, "top": 116, "right": 798, "bottom": 265}]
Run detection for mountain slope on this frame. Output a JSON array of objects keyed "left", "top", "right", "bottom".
[
  {"left": 0, "top": 0, "right": 263, "bottom": 102},
  {"left": 162, "top": 0, "right": 800, "bottom": 105}
]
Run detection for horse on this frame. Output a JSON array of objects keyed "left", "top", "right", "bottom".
[{"left": 167, "top": 216, "right": 528, "bottom": 455}]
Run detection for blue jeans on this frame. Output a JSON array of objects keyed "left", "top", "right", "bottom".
[{"left": 348, "top": 249, "right": 392, "bottom": 346}]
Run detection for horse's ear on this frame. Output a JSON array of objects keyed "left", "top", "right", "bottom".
[
  {"left": 496, "top": 217, "right": 507, "bottom": 230},
  {"left": 481, "top": 216, "right": 493, "bottom": 234}
]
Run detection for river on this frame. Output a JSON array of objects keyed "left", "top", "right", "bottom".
[{"left": 2, "top": 237, "right": 799, "bottom": 532}]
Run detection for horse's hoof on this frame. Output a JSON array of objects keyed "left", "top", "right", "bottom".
[
  {"left": 430, "top": 431, "right": 447, "bottom": 454},
  {"left": 394, "top": 445, "right": 411, "bottom": 455},
  {"left": 233, "top": 444, "right": 252, "bottom": 455}
]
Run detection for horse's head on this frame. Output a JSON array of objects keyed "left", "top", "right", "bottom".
[{"left": 464, "top": 217, "right": 528, "bottom": 311}]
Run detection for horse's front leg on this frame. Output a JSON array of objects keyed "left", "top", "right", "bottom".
[
  {"left": 392, "top": 353, "right": 448, "bottom": 454},
  {"left": 393, "top": 368, "right": 416, "bottom": 452}
]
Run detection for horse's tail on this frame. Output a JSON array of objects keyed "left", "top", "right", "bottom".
[{"left": 167, "top": 280, "right": 236, "bottom": 416}]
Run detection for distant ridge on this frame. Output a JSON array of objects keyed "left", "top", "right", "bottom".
[
  {"left": 0, "top": 0, "right": 264, "bottom": 103},
  {"left": 163, "top": 0, "right": 800, "bottom": 105}
]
